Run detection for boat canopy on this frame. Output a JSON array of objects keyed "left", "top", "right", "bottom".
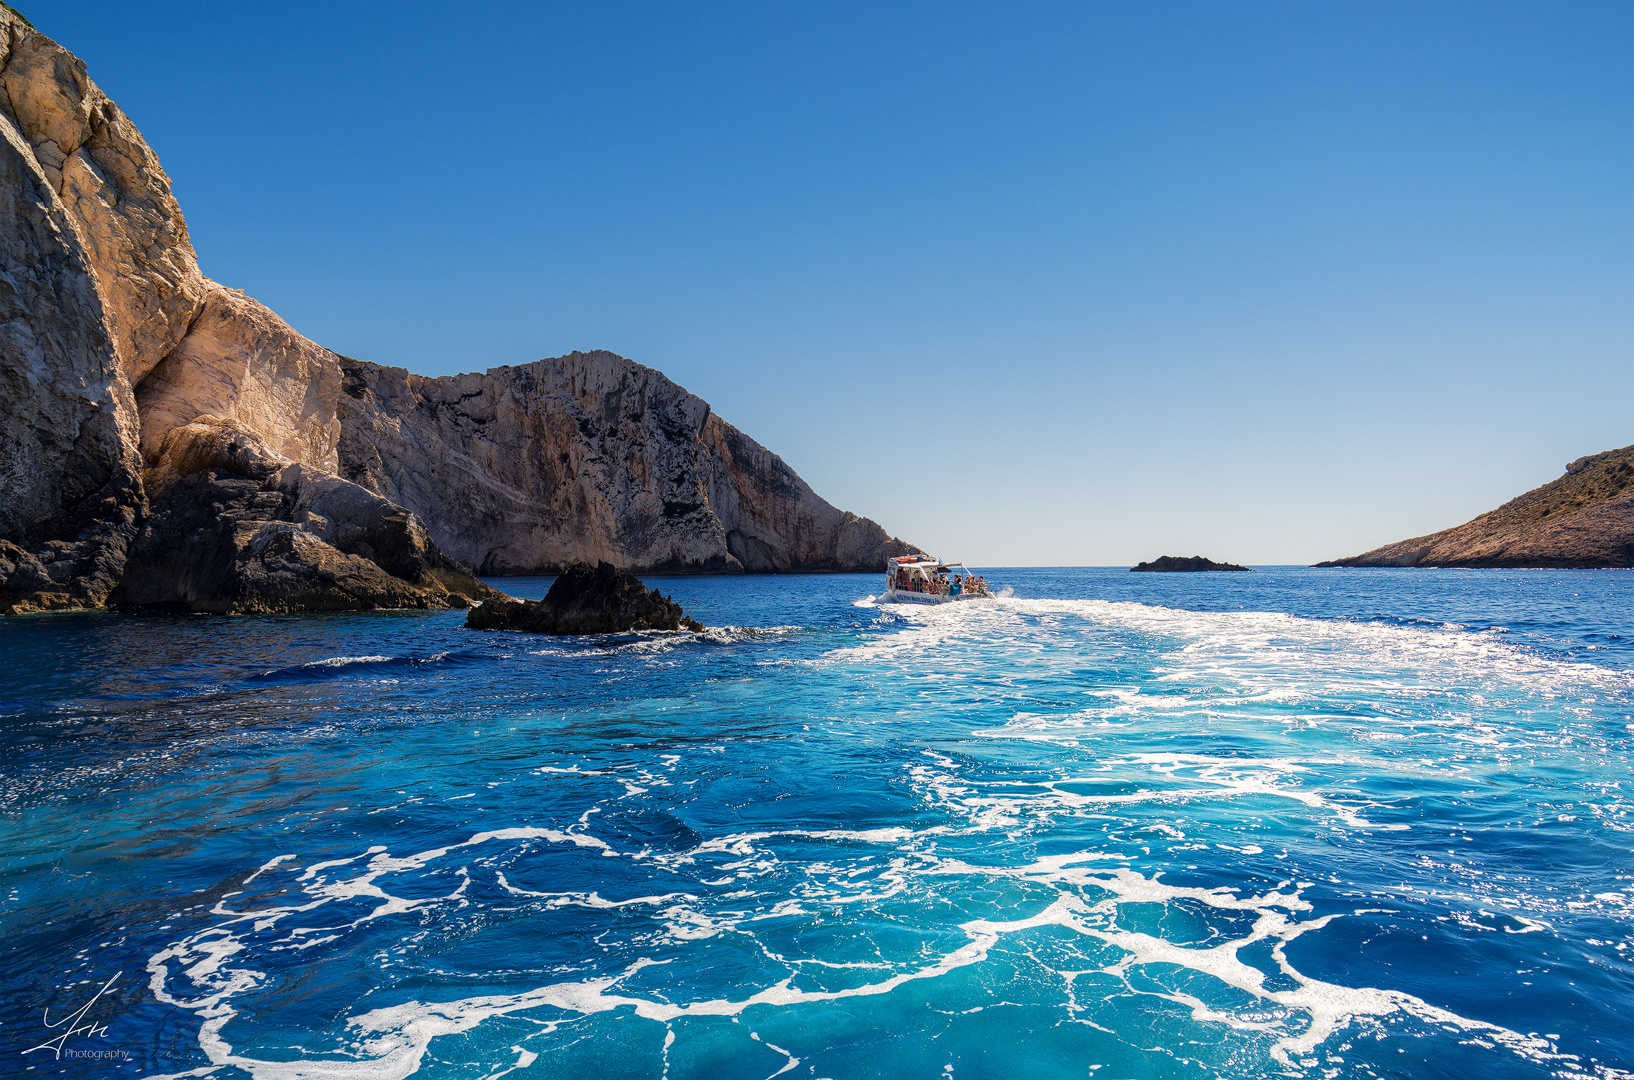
[{"left": 889, "top": 555, "right": 974, "bottom": 573}]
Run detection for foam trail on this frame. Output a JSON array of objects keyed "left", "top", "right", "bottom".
[{"left": 144, "top": 828, "right": 1607, "bottom": 1080}]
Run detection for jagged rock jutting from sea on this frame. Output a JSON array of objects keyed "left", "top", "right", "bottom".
[
  {"left": 1318, "top": 445, "right": 1634, "bottom": 569},
  {"left": 0, "top": 11, "right": 917, "bottom": 614}
]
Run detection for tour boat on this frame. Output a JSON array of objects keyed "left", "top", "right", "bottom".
[{"left": 883, "top": 555, "right": 992, "bottom": 603}]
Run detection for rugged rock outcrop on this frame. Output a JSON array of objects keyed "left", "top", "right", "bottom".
[
  {"left": 109, "top": 421, "right": 499, "bottom": 612},
  {"left": 466, "top": 561, "right": 705, "bottom": 635},
  {"left": 338, "top": 354, "right": 917, "bottom": 575},
  {"left": 1318, "top": 445, "right": 1634, "bottom": 569},
  {"left": 1131, "top": 556, "right": 1251, "bottom": 572},
  {"left": 0, "top": 11, "right": 917, "bottom": 615}
]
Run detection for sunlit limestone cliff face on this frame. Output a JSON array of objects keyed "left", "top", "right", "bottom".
[
  {"left": 1318, "top": 445, "right": 1634, "bottom": 569},
  {"left": 0, "top": 13, "right": 913, "bottom": 612}
]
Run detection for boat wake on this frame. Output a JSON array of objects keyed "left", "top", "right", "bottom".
[{"left": 143, "top": 755, "right": 1617, "bottom": 1079}]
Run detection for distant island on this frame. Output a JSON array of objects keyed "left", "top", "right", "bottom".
[
  {"left": 1131, "top": 556, "right": 1250, "bottom": 573},
  {"left": 1318, "top": 444, "right": 1634, "bottom": 569}
]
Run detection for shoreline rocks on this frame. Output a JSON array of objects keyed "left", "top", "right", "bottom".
[
  {"left": 1132, "top": 556, "right": 1251, "bottom": 572},
  {"left": 107, "top": 424, "right": 503, "bottom": 613},
  {"left": 466, "top": 562, "right": 704, "bottom": 635}
]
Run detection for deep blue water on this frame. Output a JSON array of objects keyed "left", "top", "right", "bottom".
[{"left": 1, "top": 567, "right": 1631, "bottom": 1079}]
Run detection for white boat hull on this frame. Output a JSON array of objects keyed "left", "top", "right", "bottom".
[{"left": 883, "top": 588, "right": 986, "bottom": 604}]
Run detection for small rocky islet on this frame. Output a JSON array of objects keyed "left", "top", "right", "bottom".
[
  {"left": 1131, "top": 556, "right": 1251, "bottom": 572},
  {"left": 466, "top": 562, "right": 704, "bottom": 635}
]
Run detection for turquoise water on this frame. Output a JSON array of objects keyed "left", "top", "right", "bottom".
[{"left": 2, "top": 568, "right": 1631, "bottom": 1079}]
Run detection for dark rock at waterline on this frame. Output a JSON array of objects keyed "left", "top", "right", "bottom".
[
  {"left": 104, "top": 425, "right": 503, "bottom": 614},
  {"left": 1131, "top": 556, "right": 1251, "bottom": 573},
  {"left": 466, "top": 562, "right": 705, "bottom": 635}
]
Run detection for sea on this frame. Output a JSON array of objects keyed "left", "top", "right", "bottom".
[{"left": 1, "top": 567, "right": 1631, "bottom": 1080}]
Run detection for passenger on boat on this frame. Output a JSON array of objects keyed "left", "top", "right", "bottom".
[{"left": 951, "top": 576, "right": 962, "bottom": 596}]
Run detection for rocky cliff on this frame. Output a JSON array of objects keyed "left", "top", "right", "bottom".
[
  {"left": 1318, "top": 445, "right": 1634, "bottom": 569},
  {"left": 0, "top": 12, "right": 913, "bottom": 613},
  {"left": 337, "top": 353, "right": 916, "bottom": 574}
]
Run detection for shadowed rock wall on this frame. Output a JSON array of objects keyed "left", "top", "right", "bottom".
[{"left": 0, "top": 11, "right": 160, "bottom": 611}]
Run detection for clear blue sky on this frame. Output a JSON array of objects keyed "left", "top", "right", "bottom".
[{"left": 29, "top": 1, "right": 1632, "bottom": 566}]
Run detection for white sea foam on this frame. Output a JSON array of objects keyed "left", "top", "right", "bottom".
[
  {"left": 521, "top": 625, "right": 798, "bottom": 661},
  {"left": 267, "top": 655, "right": 397, "bottom": 675},
  {"left": 143, "top": 811, "right": 1616, "bottom": 1079},
  {"left": 846, "top": 593, "right": 1631, "bottom": 698}
]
